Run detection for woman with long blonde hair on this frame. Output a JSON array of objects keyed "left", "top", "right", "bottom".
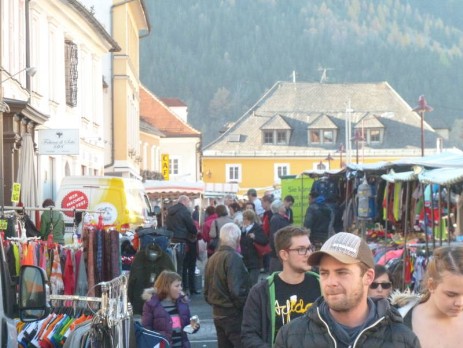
[{"left": 393, "top": 246, "right": 463, "bottom": 348}]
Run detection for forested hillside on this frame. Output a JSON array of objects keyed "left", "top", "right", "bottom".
[{"left": 140, "top": 0, "right": 463, "bottom": 146}]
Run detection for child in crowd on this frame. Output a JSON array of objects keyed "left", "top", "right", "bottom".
[
  {"left": 392, "top": 246, "right": 463, "bottom": 348},
  {"left": 142, "top": 270, "right": 199, "bottom": 347}
]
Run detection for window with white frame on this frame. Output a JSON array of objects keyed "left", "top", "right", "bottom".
[
  {"left": 263, "top": 131, "right": 274, "bottom": 144},
  {"left": 274, "top": 163, "right": 290, "bottom": 182},
  {"left": 263, "top": 130, "right": 290, "bottom": 145},
  {"left": 276, "top": 130, "right": 288, "bottom": 144},
  {"left": 309, "top": 129, "right": 336, "bottom": 144},
  {"left": 226, "top": 164, "right": 241, "bottom": 182},
  {"left": 366, "top": 128, "right": 383, "bottom": 144},
  {"left": 169, "top": 158, "right": 179, "bottom": 175}
]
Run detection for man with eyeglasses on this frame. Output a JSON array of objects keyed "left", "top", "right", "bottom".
[
  {"left": 274, "top": 232, "right": 420, "bottom": 348},
  {"left": 241, "top": 226, "right": 321, "bottom": 347}
]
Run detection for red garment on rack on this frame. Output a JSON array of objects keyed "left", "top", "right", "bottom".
[{"left": 63, "top": 249, "right": 75, "bottom": 296}]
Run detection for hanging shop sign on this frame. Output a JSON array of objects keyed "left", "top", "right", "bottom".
[
  {"left": 161, "top": 154, "right": 169, "bottom": 180},
  {"left": 37, "top": 129, "right": 80, "bottom": 155}
]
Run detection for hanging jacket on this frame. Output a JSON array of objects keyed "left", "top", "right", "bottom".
[
  {"left": 128, "top": 243, "right": 176, "bottom": 315},
  {"left": 40, "top": 208, "right": 65, "bottom": 244}
]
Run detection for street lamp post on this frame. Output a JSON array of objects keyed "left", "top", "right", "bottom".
[
  {"left": 413, "top": 95, "right": 433, "bottom": 157},
  {"left": 324, "top": 153, "right": 334, "bottom": 169},
  {"left": 336, "top": 144, "right": 345, "bottom": 168},
  {"left": 352, "top": 130, "right": 364, "bottom": 164}
]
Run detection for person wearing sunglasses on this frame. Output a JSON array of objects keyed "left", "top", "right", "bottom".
[
  {"left": 368, "top": 265, "right": 393, "bottom": 299},
  {"left": 241, "top": 226, "right": 320, "bottom": 347}
]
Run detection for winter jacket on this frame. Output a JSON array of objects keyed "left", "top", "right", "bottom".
[
  {"left": 390, "top": 290, "right": 423, "bottom": 329},
  {"left": 201, "top": 213, "right": 218, "bottom": 243},
  {"left": 166, "top": 203, "right": 198, "bottom": 242},
  {"left": 240, "top": 223, "right": 268, "bottom": 270},
  {"left": 269, "top": 214, "right": 290, "bottom": 257},
  {"left": 128, "top": 243, "right": 176, "bottom": 315},
  {"left": 303, "top": 196, "right": 331, "bottom": 243},
  {"left": 40, "top": 208, "right": 65, "bottom": 244},
  {"left": 274, "top": 296, "right": 421, "bottom": 348},
  {"left": 204, "top": 245, "right": 250, "bottom": 317},
  {"left": 141, "top": 288, "right": 192, "bottom": 347},
  {"left": 241, "top": 272, "right": 320, "bottom": 348},
  {"left": 209, "top": 215, "right": 233, "bottom": 239}
]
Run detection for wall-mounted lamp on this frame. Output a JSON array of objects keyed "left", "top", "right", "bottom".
[
  {"left": 1, "top": 66, "right": 37, "bottom": 83},
  {"left": 128, "top": 148, "right": 137, "bottom": 158},
  {"left": 205, "top": 169, "right": 212, "bottom": 178},
  {"left": 135, "top": 156, "right": 142, "bottom": 164}
]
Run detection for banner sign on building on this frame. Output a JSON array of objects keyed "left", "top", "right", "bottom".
[
  {"left": 37, "top": 129, "right": 80, "bottom": 155},
  {"left": 161, "top": 154, "right": 169, "bottom": 180}
]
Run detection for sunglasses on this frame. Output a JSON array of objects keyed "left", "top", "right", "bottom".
[{"left": 370, "top": 282, "right": 392, "bottom": 290}]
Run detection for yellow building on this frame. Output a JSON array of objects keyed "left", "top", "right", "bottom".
[
  {"left": 105, "top": 0, "right": 149, "bottom": 179},
  {"left": 203, "top": 81, "right": 444, "bottom": 196}
]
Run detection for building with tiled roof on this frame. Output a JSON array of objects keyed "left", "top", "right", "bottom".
[
  {"left": 160, "top": 97, "right": 188, "bottom": 123},
  {"left": 140, "top": 85, "right": 201, "bottom": 182},
  {"left": 202, "top": 81, "right": 445, "bottom": 194}
]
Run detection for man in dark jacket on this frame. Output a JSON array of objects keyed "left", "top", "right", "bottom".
[
  {"left": 166, "top": 195, "right": 199, "bottom": 294},
  {"left": 274, "top": 232, "right": 420, "bottom": 348},
  {"left": 241, "top": 226, "right": 320, "bottom": 347},
  {"left": 204, "top": 223, "right": 250, "bottom": 348},
  {"left": 303, "top": 192, "right": 331, "bottom": 249}
]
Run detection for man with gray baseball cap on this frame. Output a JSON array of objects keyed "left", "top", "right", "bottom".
[{"left": 275, "top": 232, "right": 421, "bottom": 348}]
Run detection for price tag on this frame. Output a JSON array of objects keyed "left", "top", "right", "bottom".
[
  {"left": 11, "top": 183, "right": 21, "bottom": 203},
  {"left": 0, "top": 220, "right": 8, "bottom": 230}
]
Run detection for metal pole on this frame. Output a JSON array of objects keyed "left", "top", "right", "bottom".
[{"left": 420, "top": 111, "right": 425, "bottom": 157}]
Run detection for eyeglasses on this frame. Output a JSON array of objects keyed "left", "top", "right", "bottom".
[
  {"left": 285, "top": 246, "right": 314, "bottom": 255},
  {"left": 370, "top": 282, "right": 392, "bottom": 290}
]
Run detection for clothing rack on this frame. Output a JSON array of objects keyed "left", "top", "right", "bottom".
[{"left": 49, "top": 274, "right": 129, "bottom": 326}]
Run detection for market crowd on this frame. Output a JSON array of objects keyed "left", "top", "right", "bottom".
[{"left": 136, "top": 188, "right": 463, "bottom": 348}]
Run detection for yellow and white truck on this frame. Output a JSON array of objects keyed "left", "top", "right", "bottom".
[{"left": 56, "top": 176, "right": 156, "bottom": 233}]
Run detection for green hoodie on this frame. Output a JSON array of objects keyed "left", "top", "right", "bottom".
[{"left": 40, "top": 208, "right": 65, "bottom": 244}]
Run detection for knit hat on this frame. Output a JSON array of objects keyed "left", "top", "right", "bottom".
[{"left": 308, "top": 232, "right": 374, "bottom": 268}]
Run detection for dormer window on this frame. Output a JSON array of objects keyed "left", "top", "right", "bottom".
[
  {"left": 263, "top": 130, "right": 289, "bottom": 144},
  {"left": 260, "top": 114, "right": 292, "bottom": 145},
  {"left": 309, "top": 129, "right": 335, "bottom": 144},
  {"left": 307, "top": 114, "right": 338, "bottom": 145},
  {"left": 277, "top": 130, "right": 288, "bottom": 144},
  {"left": 355, "top": 115, "right": 385, "bottom": 145},
  {"left": 365, "top": 128, "right": 383, "bottom": 144},
  {"left": 264, "top": 131, "right": 274, "bottom": 144}
]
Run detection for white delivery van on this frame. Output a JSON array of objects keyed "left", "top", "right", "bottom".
[{"left": 56, "top": 176, "right": 156, "bottom": 233}]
